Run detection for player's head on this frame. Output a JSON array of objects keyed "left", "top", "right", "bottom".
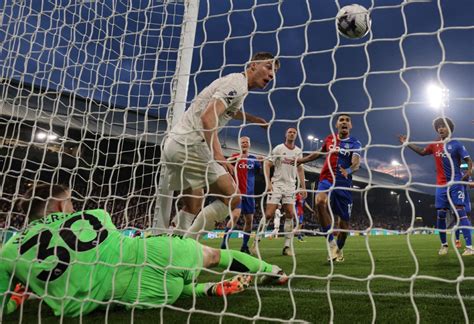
[
  {"left": 246, "top": 52, "right": 280, "bottom": 90},
  {"left": 433, "top": 117, "right": 454, "bottom": 139},
  {"left": 19, "top": 183, "right": 74, "bottom": 220},
  {"left": 285, "top": 127, "right": 298, "bottom": 143},
  {"left": 240, "top": 136, "right": 251, "bottom": 152},
  {"left": 335, "top": 114, "right": 352, "bottom": 138}
]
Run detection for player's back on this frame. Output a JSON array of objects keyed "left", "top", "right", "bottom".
[{"left": 0, "top": 209, "right": 139, "bottom": 316}]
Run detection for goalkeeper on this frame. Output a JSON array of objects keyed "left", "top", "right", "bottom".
[{"left": 0, "top": 184, "right": 288, "bottom": 317}]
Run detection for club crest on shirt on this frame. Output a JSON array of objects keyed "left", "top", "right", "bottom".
[{"left": 224, "top": 89, "right": 238, "bottom": 105}]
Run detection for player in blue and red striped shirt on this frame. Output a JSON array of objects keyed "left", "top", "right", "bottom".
[
  {"left": 298, "top": 114, "right": 361, "bottom": 262},
  {"left": 399, "top": 117, "right": 473, "bottom": 256},
  {"left": 221, "top": 137, "right": 262, "bottom": 254}
]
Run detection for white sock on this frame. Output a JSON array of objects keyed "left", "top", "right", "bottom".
[
  {"left": 175, "top": 210, "right": 195, "bottom": 231},
  {"left": 256, "top": 217, "right": 268, "bottom": 242},
  {"left": 185, "top": 200, "right": 229, "bottom": 239},
  {"left": 284, "top": 218, "right": 293, "bottom": 247}
]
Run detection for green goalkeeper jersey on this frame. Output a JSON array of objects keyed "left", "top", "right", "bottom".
[{"left": 0, "top": 209, "right": 141, "bottom": 317}]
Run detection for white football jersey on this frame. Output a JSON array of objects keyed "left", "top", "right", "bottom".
[
  {"left": 275, "top": 209, "right": 283, "bottom": 219},
  {"left": 270, "top": 143, "right": 302, "bottom": 187},
  {"left": 170, "top": 73, "right": 248, "bottom": 145}
]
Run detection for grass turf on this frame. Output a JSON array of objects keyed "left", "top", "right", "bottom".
[{"left": 2, "top": 234, "right": 474, "bottom": 323}]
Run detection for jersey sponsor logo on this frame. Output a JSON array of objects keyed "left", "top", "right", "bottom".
[
  {"left": 282, "top": 157, "right": 296, "bottom": 165},
  {"left": 328, "top": 144, "right": 351, "bottom": 156},
  {"left": 238, "top": 162, "right": 255, "bottom": 169},
  {"left": 435, "top": 151, "right": 448, "bottom": 158}
]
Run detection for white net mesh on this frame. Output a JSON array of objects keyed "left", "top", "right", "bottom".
[{"left": 1, "top": 0, "right": 473, "bottom": 322}]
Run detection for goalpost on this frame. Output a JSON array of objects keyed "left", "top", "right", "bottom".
[{"left": 0, "top": 0, "right": 473, "bottom": 322}]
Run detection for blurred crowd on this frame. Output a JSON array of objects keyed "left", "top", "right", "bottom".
[{"left": 0, "top": 178, "right": 427, "bottom": 233}]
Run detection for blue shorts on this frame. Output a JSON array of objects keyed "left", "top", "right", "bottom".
[
  {"left": 435, "top": 184, "right": 465, "bottom": 209},
  {"left": 238, "top": 196, "right": 255, "bottom": 214},
  {"left": 318, "top": 179, "right": 353, "bottom": 221},
  {"left": 298, "top": 214, "right": 304, "bottom": 224}
]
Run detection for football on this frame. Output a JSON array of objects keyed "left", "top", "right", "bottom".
[{"left": 336, "top": 4, "right": 371, "bottom": 39}]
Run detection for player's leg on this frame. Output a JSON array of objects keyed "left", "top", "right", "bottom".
[
  {"left": 435, "top": 187, "right": 449, "bottom": 254},
  {"left": 450, "top": 185, "right": 473, "bottom": 256},
  {"left": 316, "top": 181, "right": 337, "bottom": 260},
  {"left": 240, "top": 213, "right": 254, "bottom": 253},
  {"left": 221, "top": 207, "right": 242, "bottom": 249},
  {"left": 297, "top": 214, "right": 304, "bottom": 241},
  {"left": 331, "top": 188, "right": 352, "bottom": 262},
  {"left": 201, "top": 244, "right": 288, "bottom": 286},
  {"left": 185, "top": 172, "right": 240, "bottom": 239},
  {"left": 281, "top": 202, "right": 296, "bottom": 256},
  {"left": 258, "top": 201, "right": 279, "bottom": 238},
  {"left": 251, "top": 200, "right": 279, "bottom": 256},
  {"left": 174, "top": 188, "right": 204, "bottom": 233}
]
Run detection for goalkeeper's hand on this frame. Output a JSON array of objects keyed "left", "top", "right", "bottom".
[{"left": 10, "top": 283, "right": 30, "bottom": 308}]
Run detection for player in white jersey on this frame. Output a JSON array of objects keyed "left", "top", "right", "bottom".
[
  {"left": 270, "top": 206, "right": 283, "bottom": 238},
  {"left": 162, "top": 52, "right": 280, "bottom": 238},
  {"left": 252, "top": 127, "right": 306, "bottom": 256}
]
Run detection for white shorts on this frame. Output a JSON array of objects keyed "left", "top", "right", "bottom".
[
  {"left": 162, "top": 138, "right": 227, "bottom": 191},
  {"left": 267, "top": 184, "right": 296, "bottom": 205}
]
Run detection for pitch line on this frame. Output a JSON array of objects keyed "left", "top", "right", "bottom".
[{"left": 253, "top": 287, "right": 474, "bottom": 301}]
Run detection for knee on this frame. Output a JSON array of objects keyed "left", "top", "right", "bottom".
[
  {"left": 229, "top": 196, "right": 241, "bottom": 210},
  {"left": 316, "top": 196, "right": 327, "bottom": 208}
]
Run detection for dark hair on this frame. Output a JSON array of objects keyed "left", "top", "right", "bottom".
[
  {"left": 286, "top": 126, "right": 298, "bottom": 132},
  {"left": 336, "top": 114, "right": 351, "bottom": 122},
  {"left": 250, "top": 52, "right": 280, "bottom": 69},
  {"left": 433, "top": 117, "right": 454, "bottom": 133},
  {"left": 19, "top": 184, "right": 69, "bottom": 220}
]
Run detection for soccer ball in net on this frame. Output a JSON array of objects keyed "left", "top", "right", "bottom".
[{"left": 336, "top": 4, "right": 371, "bottom": 39}]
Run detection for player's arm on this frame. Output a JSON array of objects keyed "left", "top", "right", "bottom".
[
  {"left": 304, "top": 201, "right": 315, "bottom": 214},
  {"left": 297, "top": 149, "right": 323, "bottom": 165},
  {"left": 201, "top": 99, "right": 233, "bottom": 174},
  {"left": 264, "top": 160, "right": 273, "bottom": 192},
  {"left": 297, "top": 164, "right": 307, "bottom": 198},
  {"left": 340, "top": 153, "right": 361, "bottom": 178},
  {"left": 462, "top": 156, "right": 472, "bottom": 181},
  {"left": 233, "top": 111, "right": 268, "bottom": 129},
  {"left": 398, "top": 135, "right": 430, "bottom": 156},
  {"left": 0, "top": 263, "right": 28, "bottom": 315}
]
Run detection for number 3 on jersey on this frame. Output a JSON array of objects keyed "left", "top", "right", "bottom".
[{"left": 19, "top": 213, "right": 109, "bottom": 281}]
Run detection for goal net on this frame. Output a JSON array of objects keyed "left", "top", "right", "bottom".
[{"left": 1, "top": 0, "right": 473, "bottom": 322}]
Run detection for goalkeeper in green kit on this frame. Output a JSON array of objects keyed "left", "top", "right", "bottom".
[{"left": 0, "top": 184, "right": 288, "bottom": 317}]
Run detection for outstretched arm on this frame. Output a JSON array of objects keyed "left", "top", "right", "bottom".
[
  {"left": 297, "top": 150, "right": 323, "bottom": 165},
  {"left": 233, "top": 111, "right": 268, "bottom": 129},
  {"left": 462, "top": 157, "right": 472, "bottom": 181},
  {"left": 398, "top": 135, "right": 430, "bottom": 156}
]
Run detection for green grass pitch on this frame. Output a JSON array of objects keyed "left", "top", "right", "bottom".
[{"left": 3, "top": 234, "right": 474, "bottom": 323}]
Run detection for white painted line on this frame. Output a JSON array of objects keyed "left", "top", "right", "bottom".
[{"left": 253, "top": 287, "right": 474, "bottom": 301}]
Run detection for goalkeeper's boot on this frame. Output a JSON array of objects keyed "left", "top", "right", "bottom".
[
  {"left": 282, "top": 246, "right": 293, "bottom": 256},
  {"left": 335, "top": 249, "right": 344, "bottom": 262},
  {"left": 455, "top": 240, "right": 462, "bottom": 249},
  {"left": 258, "top": 265, "right": 289, "bottom": 286},
  {"left": 461, "top": 247, "right": 474, "bottom": 256},
  {"left": 209, "top": 274, "right": 253, "bottom": 297},
  {"left": 438, "top": 244, "right": 449, "bottom": 256},
  {"left": 327, "top": 240, "right": 338, "bottom": 262}
]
